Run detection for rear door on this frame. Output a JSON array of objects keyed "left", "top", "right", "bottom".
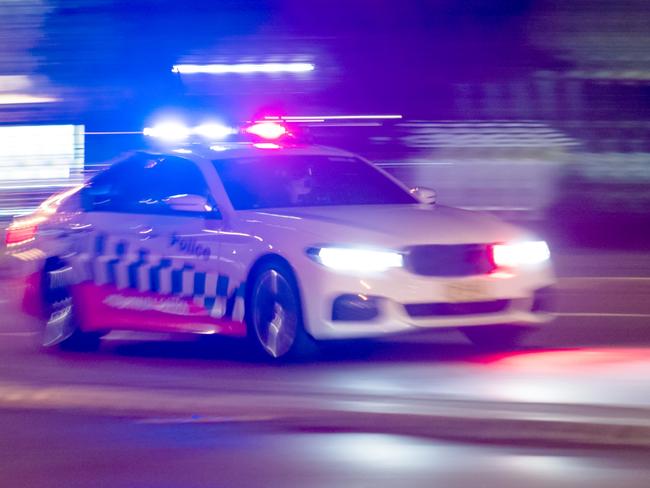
[{"left": 71, "top": 153, "right": 242, "bottom": 335}]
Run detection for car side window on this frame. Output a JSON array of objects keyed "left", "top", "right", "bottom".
[
  {"left": 153, "top": 156, "right": 208, "bottom": 199},
  {"left": 83, "top": 154, "right": 149, "bottom": 213},
  {"left": 84, "top": 154, "right": 217, "bottom": 217}
]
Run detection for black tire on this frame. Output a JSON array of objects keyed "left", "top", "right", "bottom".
[
  {"left": 246, "top": 262, "right": 316, "bottom": 360},
  {"left": 41, "top": 262, "right": 101, "bottom": 352},
  {"left": 462, "top": 325, "right": 533, "bottom": 351}
]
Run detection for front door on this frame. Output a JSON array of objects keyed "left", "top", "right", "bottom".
[{"left": 71, "top": 153, "right": 244, "bottom": 337}]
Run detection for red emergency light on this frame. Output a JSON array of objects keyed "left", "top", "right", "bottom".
[{"left": 244, "top": 122, "right": 288, "bottom": 140}]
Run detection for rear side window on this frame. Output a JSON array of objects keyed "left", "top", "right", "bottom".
[{"left": 84, "top": 154, "right": 212, "bottom": 215}]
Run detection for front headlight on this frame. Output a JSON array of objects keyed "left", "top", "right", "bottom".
[
  {"left": 308, "top": 247, "right": 403, "bottom": 272},
  {"left": 492, "top": 241, "right": 550, "bottom": 268}
]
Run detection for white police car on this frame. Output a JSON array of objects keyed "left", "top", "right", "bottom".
[{"left": 5, "top": 121, "right": 554, "bottom": 359}]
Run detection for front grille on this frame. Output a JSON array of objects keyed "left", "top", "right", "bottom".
[
  {"left": 404, "top": 299, "right": 510, "bottom": 317},
  {"left": 403, "top": 244, "right": 495, "bottom": 277}
]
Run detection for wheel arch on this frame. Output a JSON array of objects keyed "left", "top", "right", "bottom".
[
  {"left": 21, "top": 256, "right": 64, "bottom": 320},
  {"left": 40, "top": 255, "right": 70, "bottom": 301}
]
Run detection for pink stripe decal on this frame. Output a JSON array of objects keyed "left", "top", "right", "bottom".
[
  {"left": 21, "top": 272, "right": 45, "bottom": 319},
  {"left": 72, "top": 283, "right": 246, "bottom": 337}
]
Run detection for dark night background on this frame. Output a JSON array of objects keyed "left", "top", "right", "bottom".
[{"left": 2, "top": 0, "right": 650, "bottom": 234}]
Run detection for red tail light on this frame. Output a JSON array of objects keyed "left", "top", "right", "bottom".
[{"left": 5, "top": 218, "right": 41, "bottom": 247}]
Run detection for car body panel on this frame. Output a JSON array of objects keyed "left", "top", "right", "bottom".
[{"left": 4, "top": 143, "right": 556, "bottom": 342}]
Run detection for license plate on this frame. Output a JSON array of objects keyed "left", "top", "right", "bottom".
[{"left": 444, "top": 280, "right": 489, "bottom": 303}]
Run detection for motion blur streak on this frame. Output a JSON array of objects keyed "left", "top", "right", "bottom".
[
  {"left": 172, "top": 63, "right": 315, "bottom": 74},
  {"left": 273, "top": 115, "right": 403, "bottom": 120},
  {"left": 0, "top": 94, "right": 58, "bottom": 104}
]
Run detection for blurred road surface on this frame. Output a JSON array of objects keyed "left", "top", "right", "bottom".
[{"left": 2, "top": 409, "right": 649, "bottom": 488}]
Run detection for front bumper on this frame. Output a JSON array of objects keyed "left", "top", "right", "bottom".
[{"left": 298, "top": 262, "right": 555, "bottom": 340}]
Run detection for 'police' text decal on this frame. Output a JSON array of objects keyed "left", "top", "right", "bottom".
[{"left": 170, "top": 233, "right": 211, "bottom": 260}]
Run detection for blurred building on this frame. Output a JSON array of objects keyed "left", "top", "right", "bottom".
[{"left": 0, "top": 0, "right": 649, "bottom": 221}]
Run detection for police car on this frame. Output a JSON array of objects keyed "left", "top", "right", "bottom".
[{"left": 5, "top": 121, "right": 554, "bottom": 359}]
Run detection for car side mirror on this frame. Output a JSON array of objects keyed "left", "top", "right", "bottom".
[
  {"left": 410, "top": 186, "right": 437, "bottom": 205},
  {"left": 164, "top": 194, "right": 213, "bottom": 213}
]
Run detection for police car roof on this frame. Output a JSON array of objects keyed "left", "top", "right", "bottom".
[{"left": 185, "top": 143, "right": 358, "bottom": 161}]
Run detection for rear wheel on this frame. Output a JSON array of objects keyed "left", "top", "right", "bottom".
[
  {"left": 41, "top": 262, "right": 101, "bottom": 352},
  {"left": 247, "top": 263, "right": 315, "bottom": 360},
  {"left": 462, "top": 325, "right": 533, "bottom": 350}
]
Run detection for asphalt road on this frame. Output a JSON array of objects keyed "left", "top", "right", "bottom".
[
  {"left": 2, "top": 409, "right": 649, "bottom": 488},
  {"left": 0, "top": 249, "right": 649, "bottom": 486}
]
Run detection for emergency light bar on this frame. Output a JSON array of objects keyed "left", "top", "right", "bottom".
[
  {"left": 144, "top": 122, "right": 235, "bottom": 142},
  {"left": 144, "top": 121, "right": 291, "bottom": 143}
]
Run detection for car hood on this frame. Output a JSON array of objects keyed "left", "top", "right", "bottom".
[{"left": 238, "top": 204, "right": 528, "bottom": 247}]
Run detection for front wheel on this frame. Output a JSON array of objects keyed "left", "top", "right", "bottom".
[
  {"left": 247, "top": 263, "right": 315, "bottom": 360},
  {"left": 462, "top": 325, "right": 534, "bottom": 350}
]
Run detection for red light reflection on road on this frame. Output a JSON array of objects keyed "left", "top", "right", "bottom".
[{"left": 475, "top": 348, "right": 650, "bottom": 374}]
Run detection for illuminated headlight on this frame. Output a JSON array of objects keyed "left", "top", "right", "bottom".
[
  {"left": 492, "top": 241, "right": 551, "bottom": 268},
  {"left": 308, "top": 247, "right": 403, "bottom": 272}
]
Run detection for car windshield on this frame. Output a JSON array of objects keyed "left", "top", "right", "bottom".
[{"left": 213, "top": 154, "right": 417, "bottom": 210}]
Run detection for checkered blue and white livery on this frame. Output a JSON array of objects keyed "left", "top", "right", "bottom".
[{"left": 70, "top": 234, "right": 246, "bottom": 321}]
